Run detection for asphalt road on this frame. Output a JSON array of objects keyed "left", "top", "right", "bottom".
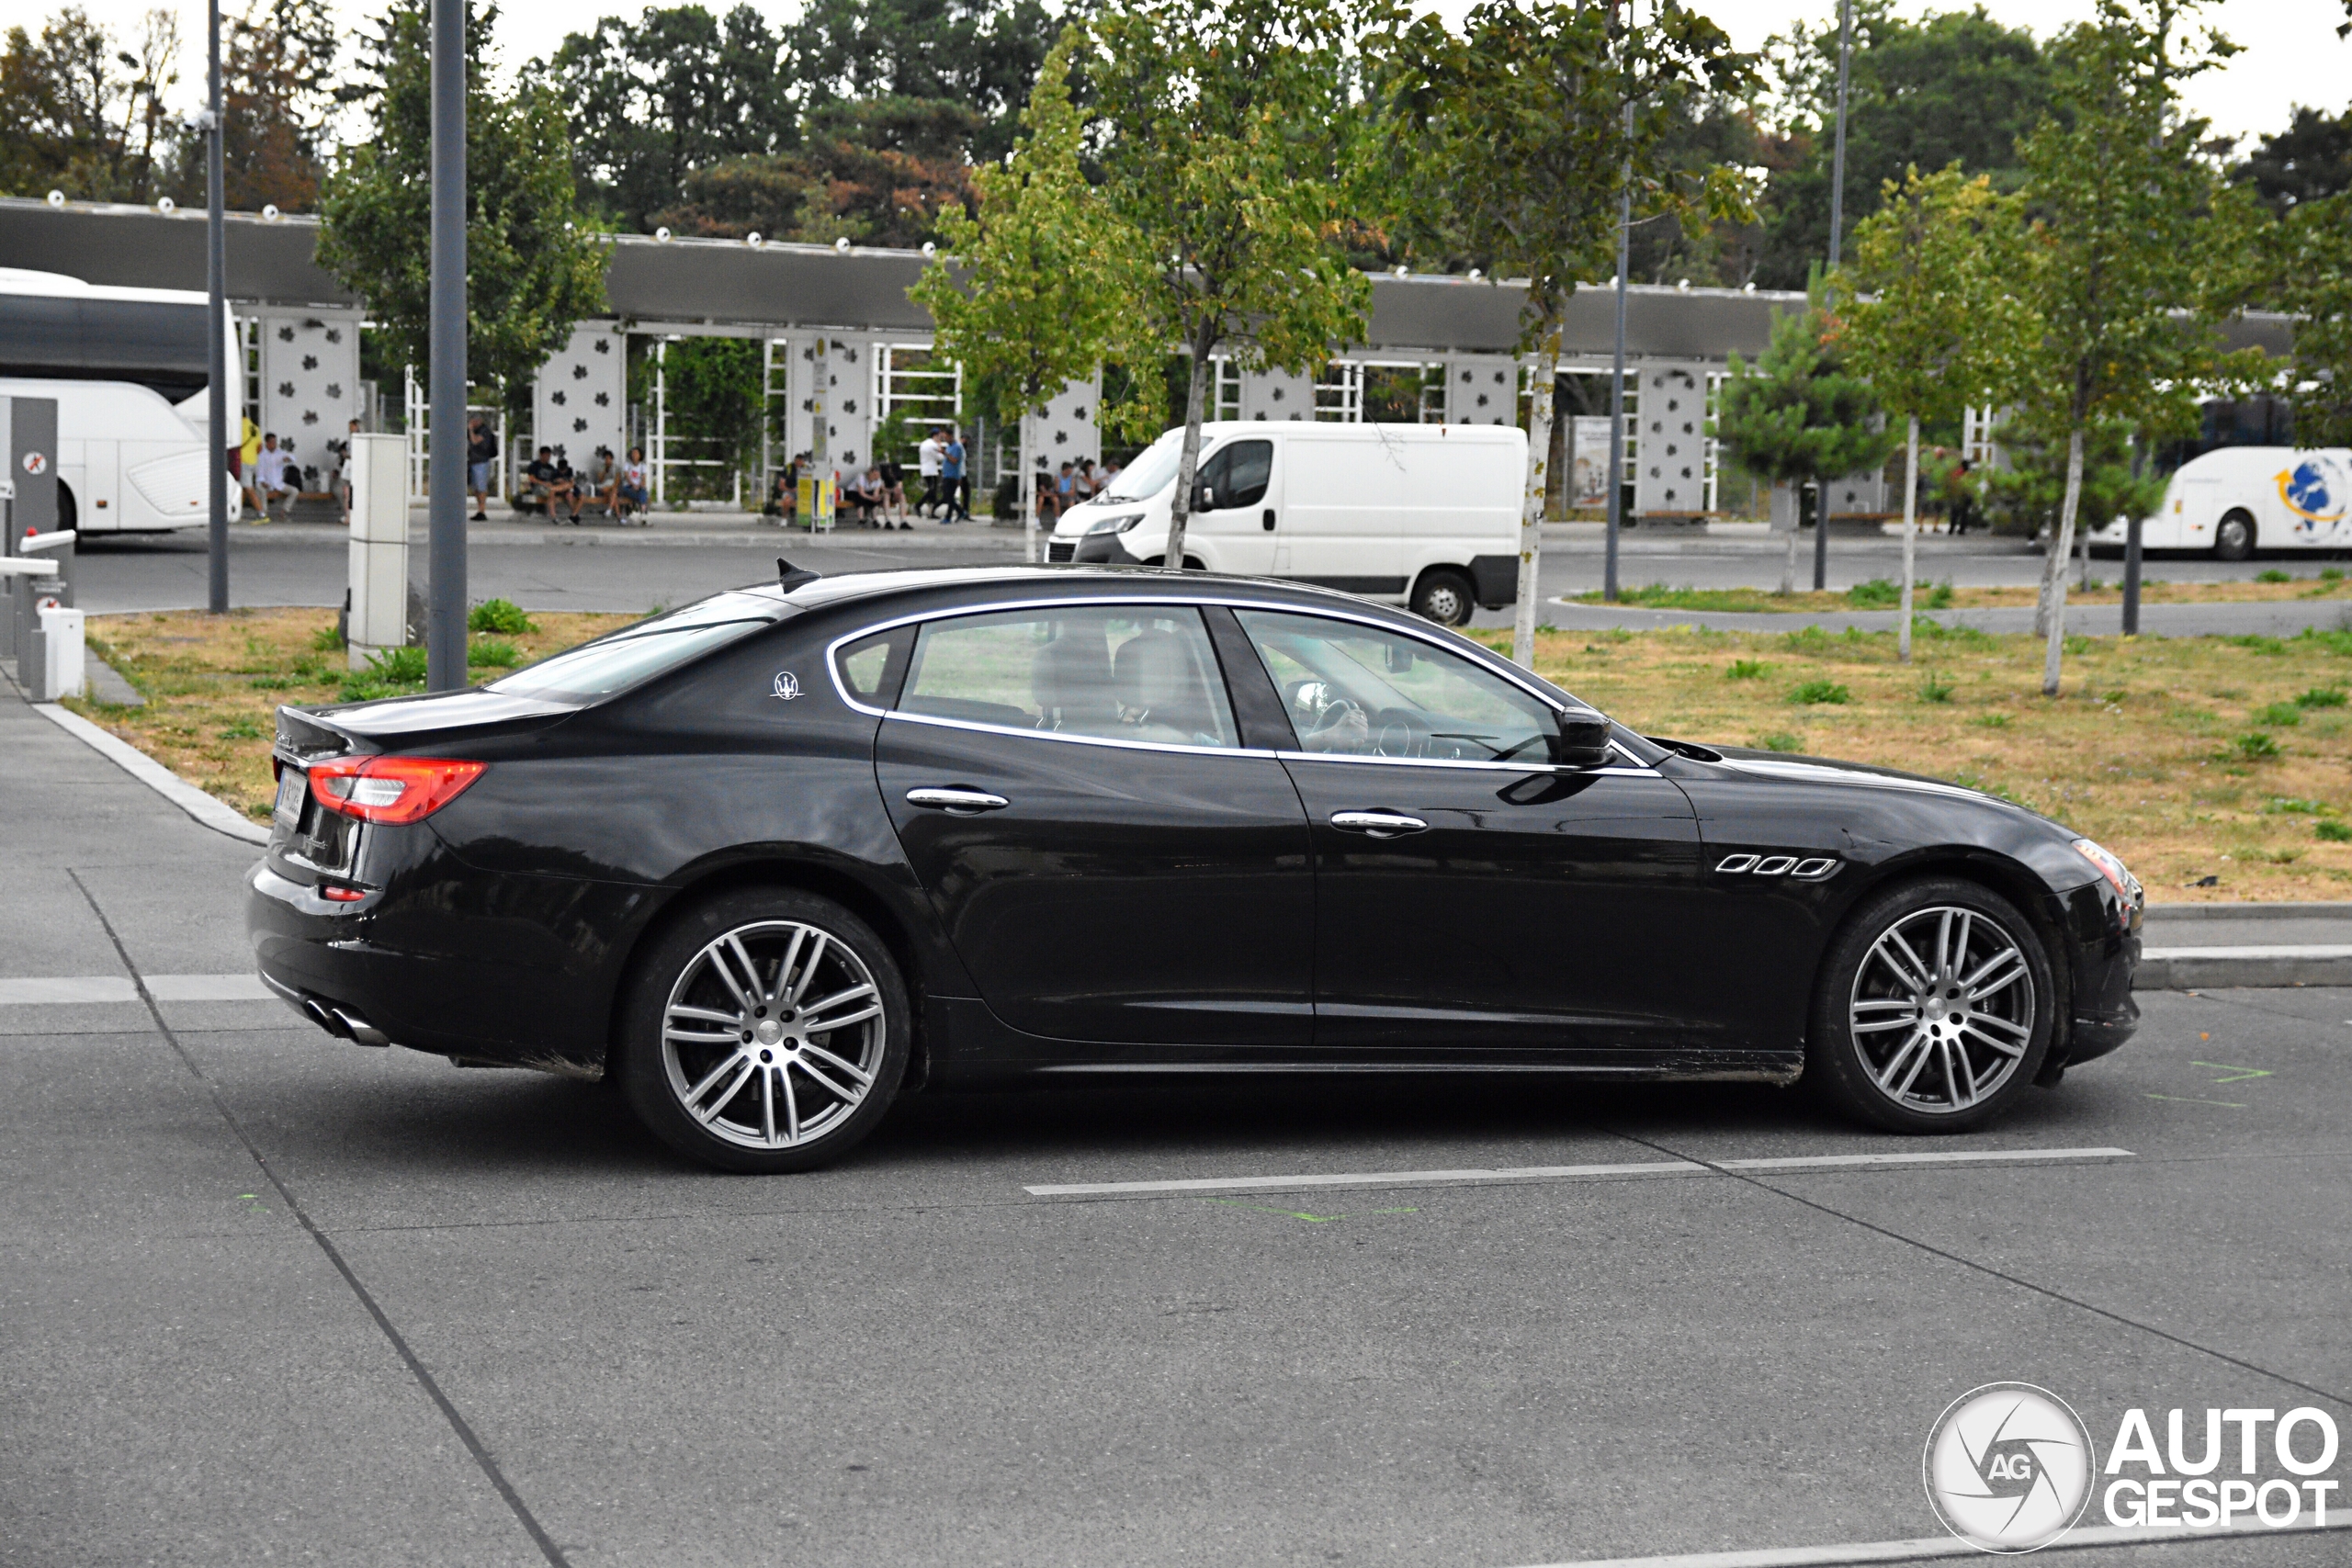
[
  {"left": 6, "top": 687, "right": 2351, "bottom": 1566},
  {"left": 65, "top": 518, "right": 2350, "bottom": 636}
]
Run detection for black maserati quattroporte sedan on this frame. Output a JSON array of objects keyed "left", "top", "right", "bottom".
[{"left": 249, "top": 566, "right": 2143, "bottom": 1171}]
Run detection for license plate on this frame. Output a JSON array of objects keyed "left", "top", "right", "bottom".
[{"left": 272, "top": 765, "right": 307, "bottom": 834}]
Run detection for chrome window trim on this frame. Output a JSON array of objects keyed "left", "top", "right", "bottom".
[{"left": 823, "top": 591, "right": 1646, "bottom": 776}]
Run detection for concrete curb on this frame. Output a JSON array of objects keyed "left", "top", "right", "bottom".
[
  {"left": 2137, "top": 947, "right": 2352, "bottom": 989},
  {"left": 32, "top": 703, "right": 270, "bottom": 845}
]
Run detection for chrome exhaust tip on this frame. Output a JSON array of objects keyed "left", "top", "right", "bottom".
[{"left": 330, "top": 1006, "right": 391, "bottom": 1047}]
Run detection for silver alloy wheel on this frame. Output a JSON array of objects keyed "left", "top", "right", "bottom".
[
  {"left": 659, "top": 919, "right": 886, "bottom": 1151},
  {"left": 1848, "top": 904, "right": 2036, "bottom": 1115}
]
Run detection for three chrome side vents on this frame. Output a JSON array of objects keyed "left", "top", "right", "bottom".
[{"left": 1715, "top": 853, "right": 1839, "bottom": 881}]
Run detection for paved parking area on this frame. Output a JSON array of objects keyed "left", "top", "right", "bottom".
[{"left": 5, "top": 693, "right": 2350, "bottom": 1566}]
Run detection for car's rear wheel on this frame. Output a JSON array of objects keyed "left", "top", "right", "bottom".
[
  {"left": 2213, "top": 509, "right": 2256, "bottom": 562},
  {"left": 620, "top": 889, "right": 909, "bottom": 1172},
  {"left": 1410, "top": 567, "right": 1476, "bottom": 627},
  {"left": 1807, "top": 877, "right": 2052, "bottom": 1133}
]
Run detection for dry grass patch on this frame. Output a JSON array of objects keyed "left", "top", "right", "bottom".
[
  {"left": 62, "top": 606, "right": 2352, "bottom": 904},
  {"left": 1581, "top": 571, "right": 2352, "bottom": 615},
  {"left": 67, "top": 606, "right": 634, "bottom": 821},
  {"left": 1479, "top": 622, "right": 2352, "bottom": 903}
]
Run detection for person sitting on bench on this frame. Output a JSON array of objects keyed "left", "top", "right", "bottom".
[{"left": 519, "top": 446, "right": 573, "bottom": 520}]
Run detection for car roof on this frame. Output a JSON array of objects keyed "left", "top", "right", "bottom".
[{"left": 751, "top": 563, "right": 1427, "bottom": 622}]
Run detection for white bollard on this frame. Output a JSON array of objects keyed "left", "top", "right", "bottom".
[{"left": 38, "top": 604, "right": 84, "bottom": 700}]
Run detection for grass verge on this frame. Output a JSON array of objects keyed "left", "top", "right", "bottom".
[{"left": 59, "top": 606, "right": 2352, "bottom": 903}]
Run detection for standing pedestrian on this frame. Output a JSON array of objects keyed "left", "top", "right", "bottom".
[
  {"left": 942, "top": 427, "right": 969, "bottom": 523},
  {"left": 917, "top": 428, "right": 945, "bottom": 518},
  {"left": 467, "top": 416, "right": 496, "bottom": 521}
]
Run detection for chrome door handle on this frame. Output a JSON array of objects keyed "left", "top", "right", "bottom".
[
  {"left": 1330, "top": 810, "right": 1428, "bottom": 838},
  {"left": 906, "top": 787, "right": 1011, "bottom": 815}
]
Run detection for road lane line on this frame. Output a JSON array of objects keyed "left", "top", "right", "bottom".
[
  {"left": 0, "top": 973, "right": 269, "bottom": 1004},
  {"left": 1023, "top": 1159, "right": 1706, "bottom": 1197},
  {"left": 1718, "top": 1147, "right": 2133, "bottom": 1172},
  {"left": 1023, "top": 1147, "right": 2132, "bottom": 1198},
  {"left": 1511, "top": 1512, "right": 2352, "bottom": 1567}
]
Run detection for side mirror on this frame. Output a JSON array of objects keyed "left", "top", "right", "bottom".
[
  {"left": 1193, "top": 482, "right": 1216, "bottom": 512},
  {"left": 1384, "top": 642, "right": 1415, "bottom": 674},
  {"left": 1549, "top": 710, "right": 1613, "bottom": 770}
]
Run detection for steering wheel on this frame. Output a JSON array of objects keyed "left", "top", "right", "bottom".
[
  {"left": 1306, "top": 695, "right": 1366, "bottom": 744},
  {"left": 1370, "top": 707, "right": 1430, "bottom": 759}
]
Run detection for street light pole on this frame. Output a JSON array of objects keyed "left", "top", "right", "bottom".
[
  {"left": 1603, "top": 0, "right": 1634, "bottom": 604},
  {"left": 1816, "top": 0, "right": 1853, "bottom": 593},
  {"left": 204, "top": 0, "right": 227, "bottom": 615},
  {"left": 426, "top": 0, "right": 467, "bottom": 691}
]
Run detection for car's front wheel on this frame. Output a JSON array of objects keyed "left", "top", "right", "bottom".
[
  {"left": 620, "top": 889, "right": 910, "bottom": 1172},
  {"left": 1807, "top": 877, "right": 2053, "bottom": 1133}
]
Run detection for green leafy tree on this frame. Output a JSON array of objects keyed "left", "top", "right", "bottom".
[
  {"left": 318, "top": 0, "right": 605, "bottom": 422},
  {"left": 2271, "top": 192, "right": 2352, "bottom": 446},
  {"left": 1378, "top": 0, "right": 1751, "bottom": 662},
  {"left": 0, "top": 6, "right": 180, "bottom": 202},
  {"left": 2014, "top": 0, "right": 2263, "bottom": 695},
  {"left": 786, "top": 0, "right": 1057, "bottom": 167},
  {"left": 1714, "top": 294, "right": 1895, "bottom": 593},
  {"left": 1085, "top": 0, "right": 1374, "bottom": 572},
  {"left": 911, "top": 29, "right": 1116, "bottom": 562},
  {"left": 2232, "top": 106, "right": 2352, "bottom": 216},
  {"left": 545, "top": 6, "right": 792, "bottom": 232},
  {"left": 1753, "top": 3, "right": 2054, "bottom": 289},
  {"left": 165, "top": 0, "right": 341, "bottom": 212},
  {"left": 663, "top": 338, "right": 763, "bottom": 495},
  {"left": 1979, "top": 412, "right": 2162, "bottom": 543},
  {"left": 1842, "top": 165, "right": 2027, "bottom": 660}
]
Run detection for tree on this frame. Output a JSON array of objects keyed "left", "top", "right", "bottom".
[
  {"left": 0, "top": 6, "right": 180, "bottom": 203},
  {"left": 2266, "top": 191, "right": 2352, "bottom": 446},
  {"left": 1713, "top": 293, "right": 1894, "bottom": 593},
  {"left": 546, "top": 6, "right": 792, "bottom": 233},
  {"left": 2232, "top": 106, "right": 2352, "bottom": 216},
  {"left": 1842, "top": 165, "right": 2026, "bottom": 660},
  {"left": 164, "top": 0, "right": 340, "bottom": 212},
  {"left": 318, "top": 0, "right": 605, "bottom": 419},
  {"left": 786, "top": 0, "right": 1057, "bottom": 168},
  {"left": 2013, "top": 0, "right": 2261, "bottom": 695},
  {"left": 911, "top": 29, "right": 1117, "bottom": 563},
  {"left": 1379, "top": 0, "right": 1750, "bottom": 664},
  {"left": 1752, "top": 4, "right": 2054, "bottom": 289},
  {"left": 1085, "top": 0, "right": 1374, "bottom": 573}
]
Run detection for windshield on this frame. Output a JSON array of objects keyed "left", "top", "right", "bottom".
[
  {"left": 487, "top": 592, "right": 785, "bottom": 704},
  {"left": 1100, "top": 430, "right": 1189, "bottom": 502}
]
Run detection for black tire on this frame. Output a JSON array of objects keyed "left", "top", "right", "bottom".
[
  {"left": 1411, "top": 568, "right": 1477, "bottom": 627},
  {"left": 2214, "top": 509, "right": 2256, "bottom": 562},
  {"left": 619, "top": 887, "right": 910, "bottom": 1173},
  {"left": 1806, "top": 876, "right": 2054, "bottom": 1134}
]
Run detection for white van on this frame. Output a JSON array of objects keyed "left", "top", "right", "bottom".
[
  {"left": 0, "top": 377, "right": 234, "bottom": 535},
  {"left": 1047, "top": 421, "right": 1524, "bottom": 625},
  {"left": 2089, "top": 446, "right": 2352, "bottom": 560}
]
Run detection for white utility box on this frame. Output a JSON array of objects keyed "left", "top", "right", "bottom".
[
  {"left": 37, "top": 604, "right": 84, "bottom": 700},
  {"left": 346, "top": 434, "right": 409, "bottom": 671}
]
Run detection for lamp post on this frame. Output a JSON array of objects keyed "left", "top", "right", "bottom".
[
  {"left": 204, "top": 0, "right": 228, "bottom": 615},
  {"left": 425, "top": 0, "right": 466, "bottom": 690},
  {"left": 1815, "top": 0, "right": 1853, "bottom": 593},
  {"left": 1602, "top": 0, "right": 1636, "bottom": 604}
]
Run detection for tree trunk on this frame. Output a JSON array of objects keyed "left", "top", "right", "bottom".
[
  {"left": 1898, "top": 415, "right": 1917, "bottom": 663},
  {"left": 1162, "top": 335, "right": 1213, "bottom": 570},
  {"left": 1781, "top": 506, "right": 1798, "bottom": 596},
  {"left": 2041, "top": 423, "right": 2086, "bottom": 696},
  {"left": 1512, "top": 332, "right": 1560, "bottom": 669},
  {"left": 1020, "top": 408, "right": 1036, "bottom": 565}
]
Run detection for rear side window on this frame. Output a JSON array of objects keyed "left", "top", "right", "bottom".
[
  {"left": 833, "top": 626, "right": 913, "bottom": 707},
  {"left": 898, "top": 606, "right": 1239, "bottom": 750},
  {"left": 487, "top": 592, "right": 784, "bottom": 704}
]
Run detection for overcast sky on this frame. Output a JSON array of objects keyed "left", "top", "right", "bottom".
[{"left": 63, "top": 0, "right": 2352, "bottom": 151}]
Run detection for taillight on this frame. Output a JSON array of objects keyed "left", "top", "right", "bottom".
[{"left": 309, "top": 756, "right": 485, "bottom": 825}]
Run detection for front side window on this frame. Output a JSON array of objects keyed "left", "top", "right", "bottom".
[
  {"left": 1197, "top": 440, "right": 1272, "bottom": 510},
  {"left": 899, "top": 605, "right": 1239, "bottom": 750},
  {"left": 1234, "top": 608, "right": 1560, "bottom": 762}
]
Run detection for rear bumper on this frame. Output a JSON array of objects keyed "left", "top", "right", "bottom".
[{"left": 246, "top": 855, "right": 632, "bottom": 1075}]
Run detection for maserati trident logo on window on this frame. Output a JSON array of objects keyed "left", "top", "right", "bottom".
[
  {"left": 1924, "top": 1382, "right": 2095, "bottom": 1552},
  {"left": 771, "top": 671, "right": 801, "bottom": 701}
]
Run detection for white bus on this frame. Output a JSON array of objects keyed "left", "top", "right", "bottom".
[
  {"left": 2089, "top": 446, "right": 2352, "bottom": 561},
  {"left": 0, "top": 267, "right": 241, "bottom": 534}
]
